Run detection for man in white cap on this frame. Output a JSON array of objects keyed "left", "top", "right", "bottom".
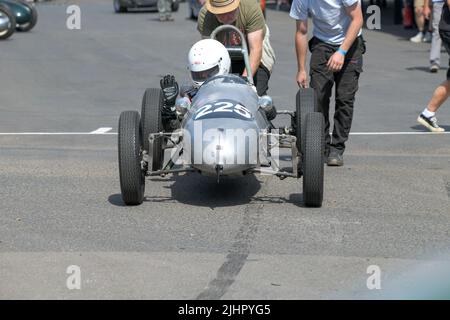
[{"left": 197, "top": 0, "right": 276, "bottom": 96}]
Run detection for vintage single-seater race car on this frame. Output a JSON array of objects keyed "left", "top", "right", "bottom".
[{"left": 118, "top": 25, "right": 325, "bottom": 207}]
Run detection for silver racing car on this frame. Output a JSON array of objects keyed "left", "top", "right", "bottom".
[{"left": 118, "top": 25, "right": 325, "bottom": 207}]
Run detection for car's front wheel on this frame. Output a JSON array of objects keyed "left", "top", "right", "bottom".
[
  {"left": 141, "top": 88, "right": 164, "bottom": 172},
  {"left": 118, "top": 111, "right": 145, "bottom": 205}
]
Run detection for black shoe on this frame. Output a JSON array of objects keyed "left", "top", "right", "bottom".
[
  {"left": 327, "top": 151, "right": 344, "bottom": 166},
  {"left": 324, "top": 148, "right": 330, "bottom": 164}
]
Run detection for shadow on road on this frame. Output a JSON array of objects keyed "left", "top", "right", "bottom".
[
  {"left": 159, "top": 174, "right": 262, "bottom": 207},
  {"left": 115, "top": 8, "right": 158, "bottom": 14},
  {"left": 108, "top": 173, "right": 310, "bottom": 208},
  {"left": 411, "top": 124, "right": 450, "bottom": 132},
  {"left": 406, "top": 66, "right": 448, "bottom": 73},
  {"left": 108, "top": 194, "right": 128, "bottom": 207}
]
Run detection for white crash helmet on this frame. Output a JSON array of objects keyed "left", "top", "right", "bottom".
[{"left": 187, "top": 39, "right": 231, "bottom": 87}]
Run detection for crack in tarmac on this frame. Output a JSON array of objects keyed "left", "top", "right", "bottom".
[{"left": 196, "top": 178, "right": 268, "bottom": 300}]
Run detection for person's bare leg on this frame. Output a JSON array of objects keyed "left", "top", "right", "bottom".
[
  {"left": 415, "top": 7, "right": 425, "bottom": 32},
  {"left": 411, "top": 5, "right": 426, "bottom": 42},
  {"left": 427, "top": 80, "right": 450, "bottom": 112},
  {"left": 417, "top": 80, "right": 448, "bottom": 132}
]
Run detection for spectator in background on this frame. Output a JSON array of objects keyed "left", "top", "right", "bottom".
[
  {"left": 425, "top": 0, "right": 445, "bottom": 72},
  {"left": 411, "top": 0, "right": 433, "bottom": 42},
  {"left": 158, "top": 0, "right": 173, "bottom": 21},
  {"left": 417, "top": 0, "right": 450, "bottom": 132}
]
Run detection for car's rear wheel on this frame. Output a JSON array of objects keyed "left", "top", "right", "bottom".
[
  {"left": 0, "top": 4, "right": 15, "bottom": 40},
  {"left": 295, "top": 88, "right": 319, "bottom": 154},
  {"left": 114, "top": 0, "right": 127, "bottom": 13},
  {"left": 118, "top": 111, "right": 145, "bottom": 205},
  {"left": 302, "top": 112, "right": 325, "bottom": 207},
  {"left": 141, "top": 88, "right": 164, "bottom": 172},
  {"left": 16, "top": 0, "right": 38, "bottom": 32}
]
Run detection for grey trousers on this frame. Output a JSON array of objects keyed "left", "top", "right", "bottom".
[
  {"left": 158, "top": 0, "right": 172, "bottom": 18},
  {"left": 430, "top": 1, "right": 444, "bottom": 66}
]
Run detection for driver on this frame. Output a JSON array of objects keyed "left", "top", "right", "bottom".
[
  {"left": 159, "top": 39, "right": 231, "bottom": 129},
  {"left": 160, "top": 38, "right": 231, "bottom": 107}
]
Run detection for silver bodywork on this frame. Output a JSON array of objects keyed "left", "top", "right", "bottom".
[
  {"left": 182, "top": 75, "right": 267, "bottom": 176},
  {"left": 146, "top": 25, "right": 299, "bottom": 181},
  {"left": 148, "top": 74, "right": 299, "bottom": 180}
]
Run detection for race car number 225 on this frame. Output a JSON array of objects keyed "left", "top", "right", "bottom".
[{"left": 194, "top": 100, "right": 253, "bottom": 121}]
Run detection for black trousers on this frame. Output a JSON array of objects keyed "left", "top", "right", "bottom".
[
  {"left": 231, "top": 60, "right": 271, "bottom": 96},
  {"left": 439, "top": 29, "right": 450, "bottom": 80},
  {"left": 309, "top": 36, "right": 366, "bottom": 154}
]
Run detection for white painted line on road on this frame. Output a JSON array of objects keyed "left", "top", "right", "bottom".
[
  {"left": 0, "top": 131, "right": 448, "bottom": 136},
  {"left": 0, "top": 132, "right": 117, "bottom": 135},
  {"left": 350, "top": 132, "right": 450, "bottom": 135},
  {"left": 90, "top": 127, "right": 113, "bottom": 134}
]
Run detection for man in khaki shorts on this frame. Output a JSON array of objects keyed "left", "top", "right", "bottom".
[
  {"left": 197, "top": 0, "right": 276, "bottom": 96},
  {"left": 411, "top": 0, "right": 433, "bottom": 42}
]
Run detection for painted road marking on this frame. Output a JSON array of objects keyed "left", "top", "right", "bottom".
[
  {"left": 0, "top": 131, "right": 449, "bottom": 136},
  {"left": 89, "top": 127, "right": 113, "bottom": 134},
  {"left": 350, "top": 132, "right": 450, "bottom": 135}
]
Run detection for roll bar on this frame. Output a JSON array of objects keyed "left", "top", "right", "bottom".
[{"left": 210, "top": 25, "right": 254, "bottom": 86}]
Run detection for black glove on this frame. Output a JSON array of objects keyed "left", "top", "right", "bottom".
[{"left": 160, "top": 75, "right": 179, "bottom": 107}]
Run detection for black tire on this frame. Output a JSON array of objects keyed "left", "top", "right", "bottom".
[
  {"left": 118, "top": 111, "right": 145, "bottom": 205},
  {"left": 0, "top": 4, "right": 15, "bottom": 40},
  {"left": 296, "top": 88, "right": 318, "bottom": 154},
  {"left": 302, "top": 112, "right": 325, "bottom": 208},
  {"left": 114, "top": 0, "right": 127, "bottom": 13},
  {"left": 141, "top": 88, "right": 164, "bottom": 172},
  {"left": 15, "top": 0, "right": 38, "bottom": 32},
  {"left": 171, "top": 1, "right": 179, "bottom": 12}
]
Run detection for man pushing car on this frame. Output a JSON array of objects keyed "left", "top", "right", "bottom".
[
  {"left": 290, "top": 0, "right": 365, "bottom": 167},
  {"left": 196, "top": 0, "right": 276, "bottom": 96}
]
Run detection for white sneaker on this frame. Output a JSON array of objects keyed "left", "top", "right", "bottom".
[
  {"left": 423, "top": 32, "right": 432, "bottom": 43},
  {"left": 410, "top": 32, "right": 424, "bottom": 43},
  {"left": 417, "top": 114, "right": 445, "bottom": 132},
  {"left": 430, "top": 64, "right": 439, "bottom": 73}
]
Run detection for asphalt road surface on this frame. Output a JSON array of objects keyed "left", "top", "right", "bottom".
[{"left": 1, "top": 0, "right": 450, "bottom": 299}]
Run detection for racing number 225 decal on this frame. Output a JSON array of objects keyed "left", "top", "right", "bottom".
[{"left": 194, "top": 100, "right": 253, "bottom": 121}]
